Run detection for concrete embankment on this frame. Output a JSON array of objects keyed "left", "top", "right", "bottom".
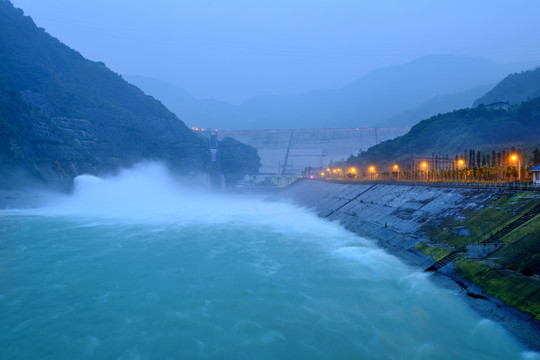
[{"left": 272, "top": 179, "right": 540, "bottom": 350}]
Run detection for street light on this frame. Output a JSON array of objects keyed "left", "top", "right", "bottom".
[
  {"left": 369, "top": 166, "right": 376, "bottom": 180},
  {"left": 457, "top": 159, "right": 466, "bottom": 181},
  {"left": 421, "top": 161, "right": 428, "bottom": 181},
  {"left": 393, "top": 164, "right": 399, "bottom": 180},
  {"left": 510, "top": 154, "right": 521, "bottom": 181}
]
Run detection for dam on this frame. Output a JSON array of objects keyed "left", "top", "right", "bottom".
[{"left": 217, "top": 127, "right": 409, "bottom": 175}]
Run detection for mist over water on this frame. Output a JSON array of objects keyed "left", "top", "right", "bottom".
[{"left": 1, "top": 163, "right": 537, "bottom": 359}]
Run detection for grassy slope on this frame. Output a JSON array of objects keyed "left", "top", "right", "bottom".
[{"left": 415, "top": 192, "right": 540, "bottom": 319}]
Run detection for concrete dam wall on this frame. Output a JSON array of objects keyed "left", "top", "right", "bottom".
[
  {"left": 218, "top": 127, "right": 409, "bottom": 175},
  {"left": 273, "top": 179, "right": 540, "bottom": 349}
]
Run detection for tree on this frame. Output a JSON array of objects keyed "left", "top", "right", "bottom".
[{"left": 533, "top": 148, "right": 540, "bottom": 165}]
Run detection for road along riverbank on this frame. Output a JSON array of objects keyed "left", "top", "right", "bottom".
[{"left": 270, "top": 179, "right": 540, "bottom": 351}]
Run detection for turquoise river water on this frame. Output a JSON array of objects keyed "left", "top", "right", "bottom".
[{"left": 1, "top": 164, "right": 538, "bottom": 359}]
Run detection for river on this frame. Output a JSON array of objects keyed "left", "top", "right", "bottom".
[{"left": 1, "top": 164, "right": 537, "bottom": 359}]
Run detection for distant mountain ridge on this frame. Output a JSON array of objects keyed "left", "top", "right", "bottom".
[
  {"left": 474, "top": 67, "right": 540, "bottom": 106},
  {"left": 128, "top": 55, "right": 537, "bottom": 130},
  {"left": 379, "top": 84, "right": 493, "bottom": 127},
  {"left": 346, "top": 61, "right": 540, "bottom": 166}
]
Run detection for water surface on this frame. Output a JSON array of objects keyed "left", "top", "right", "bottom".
[{"left": 0, "top": 164, "right": 536, "bottom": 359}]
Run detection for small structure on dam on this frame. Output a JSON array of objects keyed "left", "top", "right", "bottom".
[{"left": 216, "top": 127, "right": 410, "bottom": 176}]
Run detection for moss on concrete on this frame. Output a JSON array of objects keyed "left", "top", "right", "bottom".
[
  {"left": 419, "top": 192, "right": 540, "bottom": 318},
  {"left": 489, "top": 215, "right": 540, "bottom": 273},
  {"left": 455, "top": 259, "right": 540, "bottom": 320},
  {"left": 423, "top": 193, "right": 540, "bottom": 248},
  {"left": 414, "top": 241, "right": 453, "bottom": 262}
]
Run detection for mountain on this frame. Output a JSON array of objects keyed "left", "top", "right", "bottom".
[
  {"left": 474, "top": 67, "right": 540, "bottom": 106},
  {"left": 0, "top": 1, "right": 259, "bottom": 188},
  {"left": 378, "top": 84, "right": 493, "bottom": 127},
  {"left": 129, "top": 55, "right": 535, "bottom": 130},
  {"left": 124, "top": 75, "right": 238, "bottom": 131},
  {"left": 347, "top": 96, "right": 540, "bottom": 167}
]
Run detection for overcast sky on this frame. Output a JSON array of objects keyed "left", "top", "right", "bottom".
[{"left": 10, "top": 0, "right": 540, "bottom": 103}]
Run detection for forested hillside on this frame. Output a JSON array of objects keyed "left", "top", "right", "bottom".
[
  {"left": 347, "top": 96, "right": 540, "bottom": 167},
  {"left": 474, "top": 67, "right": 540, "bottom": 106},
  {"left": 0, "top": 1, "right": 259, "bottom": 187}
]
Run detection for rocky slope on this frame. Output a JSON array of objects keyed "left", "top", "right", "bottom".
[{"left": 0, "top": 1, "right": 261, "bottom": 189}]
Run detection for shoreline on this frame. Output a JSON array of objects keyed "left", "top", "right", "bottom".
[
  {"left": 429, "top": 271, "right": 540, "bottom": 352},
  {"left": 373, "top": 238, "right": 540, "bottom": 351},
  {"left": 396, "top": 246, "right": 540, "bottom": 352},
  {"left": 271, "top": 179, "right": 540, "bottom": 352}
]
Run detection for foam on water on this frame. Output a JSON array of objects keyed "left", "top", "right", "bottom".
[{"left": 1, "top": 163, "right": 538, "bottom": 359}]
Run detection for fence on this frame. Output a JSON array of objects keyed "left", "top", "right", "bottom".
[{"left": 323, "top": 179, "right": 540, "bottom": 192}]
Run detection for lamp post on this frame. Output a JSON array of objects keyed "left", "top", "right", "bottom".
[
  {"left": 510, "top": 154, "right": 521, "bottom": 181},
  {"left": 369, "top": 166, "right": 376, "bottom": 180},
  {"left": 457, "top": 159, "right": 465, "bottom": 181},
  {"left": 348, "top": 167, "right": 357, "bottom": 180},
  {"left": 421, "top": 161, "right": 428, "bottom": 181},
  {"left": 393, "top": 164, "right": 399, "bottom": 181}
]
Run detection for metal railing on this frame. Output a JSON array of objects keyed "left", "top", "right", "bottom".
[{"left": 321, "top": 178, "right": 540, "bottom": 192}]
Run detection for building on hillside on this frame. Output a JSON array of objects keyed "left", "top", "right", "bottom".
[{"left": 531, "top": 165, "right": 540, "bottom": 185}]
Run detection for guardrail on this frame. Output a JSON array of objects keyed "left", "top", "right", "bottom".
[{"left": 322, "top": 179, "right": 540, "bottom": 192}]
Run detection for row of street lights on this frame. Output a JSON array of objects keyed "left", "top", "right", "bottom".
[{"left": 319, "top": 154, "right": 523, "bottom": 182}]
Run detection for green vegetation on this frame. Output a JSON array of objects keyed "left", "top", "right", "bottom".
[
  {"left": 347, "top": 98, "right": 540, "bottom": 168},
  {"left": 455, "top": 259, "right": 540, "bottom": 320},
  {"left": 0, "top": 1, "right": 260, "bottom": 185},
  {"left": 424, "top": 193, "right": 540, "bottom": 248},
  {"left": 414, "top": 191, "right": 540, "bottom": 319},
  {"left": 413, "top": 242, "right": 452, "bottom": 262},
  {"left": 490, "top": 214, "right": 540, "bottom": 272},
  {"left": 474, "top": 67, "right": 540, "bottom": 106},
  {"left": 219, "top": 137, "right": 261, "bottom": 185}
]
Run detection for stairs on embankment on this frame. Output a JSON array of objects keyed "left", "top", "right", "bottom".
[
  {"left": 482, "top": 203, "right": 540, "bottom": 244},
  {"left": 426, "top": 202, "right": 540, "bottom": 271},
  {"left": 426, "top": 251, "right": 461, "bottom": 271}
]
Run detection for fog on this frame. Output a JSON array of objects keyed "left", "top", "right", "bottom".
[
  {"left": 24, "top": 163, "right": 337, "bottom": 232},
  {"left": 2, "top": 162, "right": 537, "bottom": 358},
  {"left": 9, "top": 0, "right": 540, "bottom": 103}
]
